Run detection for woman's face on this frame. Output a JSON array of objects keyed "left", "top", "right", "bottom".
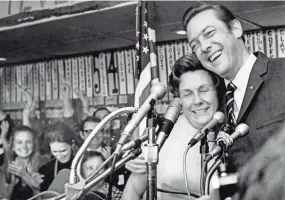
[
  {"left": 13, "top": 131, "right": 34, "bottom": 159},
  {"left": 49, "top": 142, "right": 72, "bottom": 164},
  {"left": 179, "top": 70, "right": 219, "bottom": 129}
]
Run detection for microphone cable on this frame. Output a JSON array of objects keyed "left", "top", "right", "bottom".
[
  {"left": 183, "top": 145, "right": 193, "bottom": 200},
  {"left": 27, "top": 191, "right": 60, "bottom": 200},
  {"left": 200, "top": 158, "right": 210, "bottom": 195},
  {"left": 107, "top": 153, "right": 118, "bottom": 200},
  {"left": 157, "top": 188, "right": 200, "bottom": 198}
]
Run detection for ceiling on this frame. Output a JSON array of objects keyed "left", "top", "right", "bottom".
[{"left": 1, "top": 1, "right": 285, "bottom": 66}]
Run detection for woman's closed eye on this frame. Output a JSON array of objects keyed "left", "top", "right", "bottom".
[
  {"left": 180, "top": 91, "right": 193, "bottom": 98},
  {"left": 199, "top": 85, "right": 215, "bottom": 93}
]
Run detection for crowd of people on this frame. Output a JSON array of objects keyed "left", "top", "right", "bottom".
[
  {"left": 1, "top": 2, "right": 285, "bottom": 200},
  {"left": 0, "top": 77, "right": 129, "bottom": 200}
]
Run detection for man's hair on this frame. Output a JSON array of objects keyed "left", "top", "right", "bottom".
[
  {"left": 81, "top": 116, "right": 101, "bottom": 131},
  {"left": 93, "top": 107, "right": 111, "bottom": 118},
  {"left": 81, "top": 150, "right": 106, "bottom": 168},
  {"left": 182, "top": 4, "right": 245, "bottom": 45},
  {"left": 182, "top": 4, "right": 236, "bottom": 31}
]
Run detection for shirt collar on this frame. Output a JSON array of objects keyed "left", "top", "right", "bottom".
[{"left": 225, "top": 53, "right": 257, "bottom": 92}]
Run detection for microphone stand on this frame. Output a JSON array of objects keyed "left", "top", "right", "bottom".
[
  {"left": 145, "top": 100, "right": 158, "bottom": 200},
  {"left": 54, "top": 148, "right": 142, "bottom": 200},
  {"left": 200, "top": 136, "right": 209, "bottom": 193}
]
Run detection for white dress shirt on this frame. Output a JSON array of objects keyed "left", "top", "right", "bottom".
[{"left": 225, "top": 54, "right": 257, "bottom": 119}]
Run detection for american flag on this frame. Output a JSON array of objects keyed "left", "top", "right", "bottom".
[{"left": 134, "top": 1, "right": 160, "bottom": 137}]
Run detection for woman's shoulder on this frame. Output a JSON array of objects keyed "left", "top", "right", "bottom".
[
  {"left": 38, "top": 157, "right": 56, "bottom": 172},
  {"left": 38, "top": 154, "right": 52, "bottom": 168}
]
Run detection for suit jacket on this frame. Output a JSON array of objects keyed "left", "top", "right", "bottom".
[{"left": 228, "top": 52, "right": 285, "bottom": 169}]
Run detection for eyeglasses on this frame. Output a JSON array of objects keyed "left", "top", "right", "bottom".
[
  {"left": 82, "top": 129, "right": 93, "bottom": 134},
  {"left": 82, "top": 129, "right": 104, "bottom": 136}
]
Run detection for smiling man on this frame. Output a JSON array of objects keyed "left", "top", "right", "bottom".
[{"left": 183, "top": 4, "right": 285, "bottom": 170}]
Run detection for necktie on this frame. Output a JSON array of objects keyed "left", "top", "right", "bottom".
[{"left": 226, "top": 82, "right": 237, "bottom": 127}]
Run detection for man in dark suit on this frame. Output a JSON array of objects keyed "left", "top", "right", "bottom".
[{"left": 182, "top": 4, "right": 285, "bottom": 169}]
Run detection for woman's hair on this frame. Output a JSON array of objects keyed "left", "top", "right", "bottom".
[
  {"left": 7, "top": 126, "right": 41, "bottom": 171},
  {"left": 169, "top": 54, "right": 225, "bottom": 109},
  {"left": 44, "top": 122, "right": 79, "bottom": 153}
]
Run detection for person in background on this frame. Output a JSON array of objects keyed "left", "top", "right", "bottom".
[
  {"left": 121, "top": 54, "right": 225, "bottom": 200},
  {"left": 182, "top": 3, "right": 285, "bottom": 170},
  {"left": 1, "top": 126, "right": 48, "bottom": 200},
  {"left": 232, "top": 122, "right": 285, "bottom": 200},
  {"left": 38, "top": 122, "right": 80, "bottom": 192},
  {"left": 0, "top": 109, "right": 15, "bottom": 152},
  {"left": 80, "top": 150, "right": 122, "bottom": 200},
  {"left": 80, "top": 116, "right": 111, "bottom": 159},
  {"left": 59, "top": 77, "right": 82, "bottom": 138}
]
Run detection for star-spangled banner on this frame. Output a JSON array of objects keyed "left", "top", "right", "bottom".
[
  {"left": 134, "top": 1, "right": 160, "bottom": 137},
  {"left": 134, "top": 0, "right": 151, "bottom": 109}
]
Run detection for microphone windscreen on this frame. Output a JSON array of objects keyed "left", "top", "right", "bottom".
[{"left": 47, "top": 169, "right": 70, "bottom": 195}]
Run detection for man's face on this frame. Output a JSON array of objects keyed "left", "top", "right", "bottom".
[
  {"left": 186, "top": 9, "right": 242, "bottom": 81},
  {"left": 82, "top": 121, "right": 103, "bottom": 149}
]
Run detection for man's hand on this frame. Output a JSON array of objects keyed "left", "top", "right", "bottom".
[{"left": 125, "top": 153, "right": 146, "bottom": 174}]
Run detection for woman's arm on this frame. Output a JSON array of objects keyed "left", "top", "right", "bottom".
[
  {"left": 77, "top": 90, "right": 93, "bottom": 118},
  {"left": 61, "top": 80, "right": 74, "bottom": 118},
  {"left": 121, "top": 173, "right": 147, "bottom": 200},
  {"left": 15, "top": 84, "right": 35, "bottom": 127},
  {"left": 8, "top": 162, "right": 44, "bottom": 191},
  {"left": 0, "top": 121, "right": 10, "bottom": 150}
]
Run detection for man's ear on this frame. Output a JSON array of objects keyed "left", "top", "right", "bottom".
[
  {"left": 80, "top": 131, "right": 85, "bottom": 140},
  {"left": 230, "top": 19, "right": 243, "bottom": 39}
]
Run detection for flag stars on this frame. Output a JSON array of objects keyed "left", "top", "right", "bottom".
[
  {"left": 136, "top": 31, "right": 140, "bottom": 37},
  {"left": 142, "top": 46, "right": 149, "bottom": 54},
  {"left": 143, "top": 21, "right": 148, "bottom": 27},
  {"left": 143, "top": 34, "right": 148, "bottom": 41},
  {"left": 136, "top": 55, "right": 140, "bottom": 61},
  {"left": 136, "top": 42, "right": 140, "bottom": 50}
]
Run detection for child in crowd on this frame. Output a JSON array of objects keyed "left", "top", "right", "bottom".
[{"left": 80, "top": 150, "right": 122, "bottom": 200}]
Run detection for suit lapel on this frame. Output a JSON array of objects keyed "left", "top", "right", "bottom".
[{"left": 236, "top": 52, "right": 269, "bottom": 123}]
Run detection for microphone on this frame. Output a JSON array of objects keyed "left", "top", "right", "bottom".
[
  {"left": 188, "top": 111, "right": 225, "bottom": 147},
  {"left": 114, "top": 83, "right": 167, "bottom": 154},
  {"left": 204, "top": 123, "right": 249, "bottom": 161},
  {"left": 215, "top": 124, "right": 234, "bottom": 149},
  {"left": 121, "top": 133, "right": 148, "bottom": 152},
  {"left": 121, "top": 98, "right": 182, "bottom": 152},
  {"left": 156, "top": 97, "right": 182, "bottom": 149}
]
